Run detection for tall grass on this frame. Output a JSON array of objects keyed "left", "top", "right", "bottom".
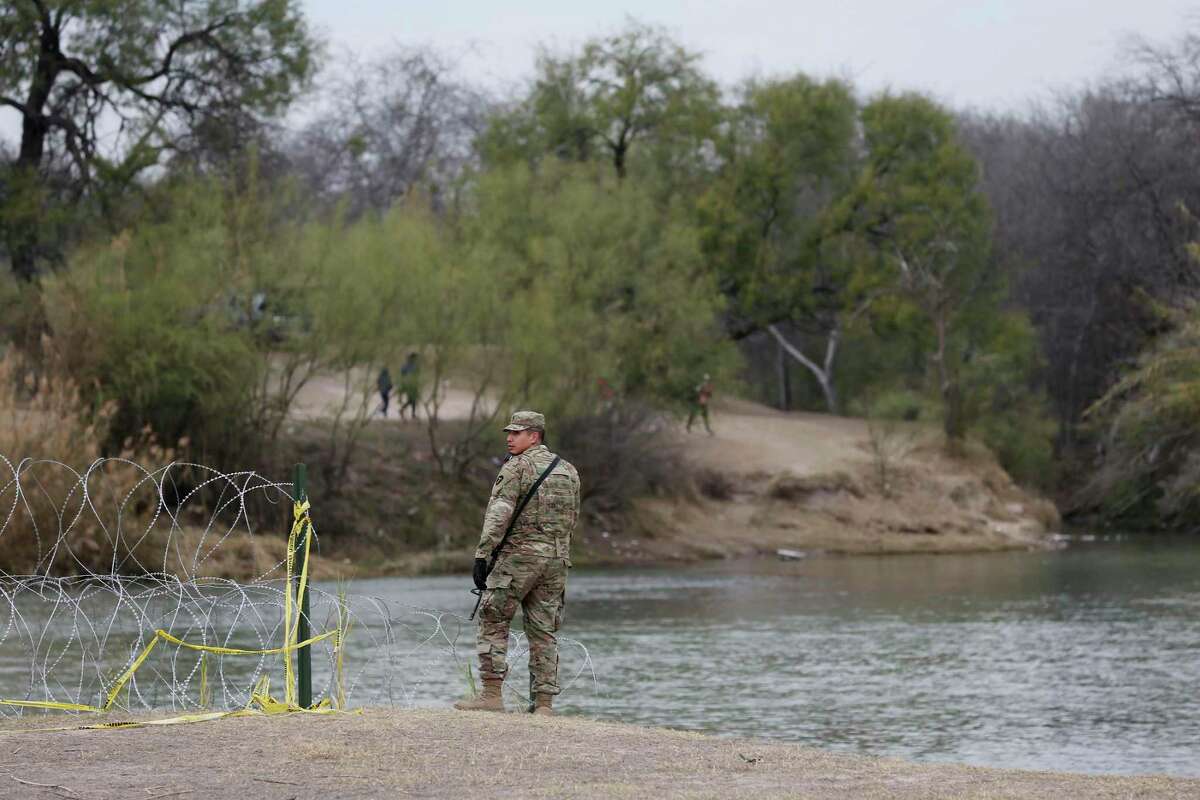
[{"left": 0, "top": 348, "right": 158, "bottom": 574}]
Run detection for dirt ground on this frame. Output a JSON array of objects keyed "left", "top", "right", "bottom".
[{"left": 0, "top": 709, "right": 1194, "bottom": 799}]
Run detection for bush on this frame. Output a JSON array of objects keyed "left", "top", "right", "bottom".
[
  {"left": 1083, "top": 298, "right": 1200, "bottom": 523},
  {"left": 977, "top": 403, "right": 1057, "bottom": 490},
  {"left": 853, "top": 389, "right": 925, "bottom": 496},
  {"left": 694, "top": 468, "right": 735, "bottom": 501},
  {"left": 38, "top": 179, "right": 270, "bottom": 465},
  {"left": 557, "top": 402, "right": 685, "bottom": 513}
]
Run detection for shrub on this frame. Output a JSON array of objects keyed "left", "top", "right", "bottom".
[
  {"left": 557, "top": 402, "right": 685, "bottom": 513},
  {"left": 1083, "top": 297, "right": 1200, "bottom": 523},
  {"left": 853, "top": 389, "right": 925, "bottom": 496}
]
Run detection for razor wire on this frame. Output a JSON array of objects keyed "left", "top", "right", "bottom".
[{"left": 0, "top": 455, "right": 595, "bottom": 718}]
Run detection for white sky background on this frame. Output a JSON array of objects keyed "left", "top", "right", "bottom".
[
  {"left": 303, "top": 0, "right": 1198, "bottom": 109},
  {"left": 0, "top": 1, "right": 1195, "bottom": 148}
]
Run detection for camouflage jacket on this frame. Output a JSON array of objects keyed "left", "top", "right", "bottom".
[{"left": 475, "top": 444, "right": 580, "bottom": 563}]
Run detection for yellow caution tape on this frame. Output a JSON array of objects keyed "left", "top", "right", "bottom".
[
  {"left": 283, "top": 498, "right": 313, "bottom": 708},
  {"left": 0, "top": 700, "right": 99, "bottom": 713},
  {"left": 0, "top": 498, "right": 349, "bottom": 726}
]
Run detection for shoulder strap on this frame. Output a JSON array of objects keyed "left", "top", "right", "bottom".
[{"left": 487, "top": 455, "right": 561, "bottom": 569}]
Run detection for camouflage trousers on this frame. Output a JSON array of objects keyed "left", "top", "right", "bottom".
[{"left": 477, "top": 554, "right": 568, "bottom": 695}]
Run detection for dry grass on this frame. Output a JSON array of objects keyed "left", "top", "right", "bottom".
[
  {"left": 158, "top": 525, "right": 348, "bottom": 581},
  {"left": 0, "top": 709, "right": 1193, "bottom": 799},
  {"left": 0, "top": 349, "right": 183, "bottom": 575},
  {"left": 0, "top": 349, "right": 342, "bottom": 581}
]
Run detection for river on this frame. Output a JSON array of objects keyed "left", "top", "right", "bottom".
[
  {"left": 1, "top": 537, "right": 1197, "bottom": 777},
  {"left": 342, "top": 537, "right": 1200, "bottom": 777}
]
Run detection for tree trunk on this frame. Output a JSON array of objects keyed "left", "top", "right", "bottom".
[
  {"left": 613, "top": 143, "right": 627, "bottom": 180},
  {"left": 9, "top": 27, "right": 58, "bottom": 282},
  {"left": 767, "top": 324, "right": 839, "bottom": 414},
  {"left": 776, "top": 339, "right": 791, "bottom": 411},
  {"left": 932, "top": 315, "right": 966, "bottom": 442}
]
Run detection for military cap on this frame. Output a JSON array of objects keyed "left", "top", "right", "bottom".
[{"left": 503, "top": 410, "right": 545, "bottom": 432}]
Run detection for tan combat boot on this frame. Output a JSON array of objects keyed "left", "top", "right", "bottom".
[
  {"left": 453, "top": 678, "right": 505, "bottom": 712},
  {"left": 531, "top": 693, "right": 554, "bottom": 717}
]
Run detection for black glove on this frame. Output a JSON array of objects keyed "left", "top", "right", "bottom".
[{"left": 473, "top": 558, "right": 488, "bottom": 591}]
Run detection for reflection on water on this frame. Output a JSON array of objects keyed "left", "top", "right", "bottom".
[{"left": 3, "top": 539, "right": 1198, "bottom": 776}]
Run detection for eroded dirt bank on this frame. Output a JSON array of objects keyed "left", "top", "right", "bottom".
[
  {"left": 1, "top": 710, "right": 1193, "bottom": 799},
  {"left": 587, "top": 399, "right": 1060, "bottom": 564}
]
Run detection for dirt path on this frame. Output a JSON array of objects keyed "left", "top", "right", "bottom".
[
  {"left": 0, "top": 710, "right": 1193, "bottom": 799},
  {"left": 289, "top": 369, "right": 488, "bottom": 423},
  {"left": 672, "top": 396, "right": 878, "bottom": 476}
]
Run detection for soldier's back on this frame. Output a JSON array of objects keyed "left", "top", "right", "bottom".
[{"left": 506, "top": 446, "right": 579, "bottom": 560}]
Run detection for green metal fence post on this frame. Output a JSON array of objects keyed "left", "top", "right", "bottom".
[{"left": 293, "top": 463, "right": 312, "bottom": 709}]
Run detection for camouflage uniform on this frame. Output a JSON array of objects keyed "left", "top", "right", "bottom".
[
  {"left": 686, "top": 375, "right": 714, "bottom": 435},
  {"left": 475, "top": 414, "right": 580, "bottom": 696},
  {"left": 398, "top": 353, "right": 420, "bottom": 420}
]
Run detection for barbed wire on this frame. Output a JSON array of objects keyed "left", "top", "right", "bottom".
[{"left": 0, "top": 455, "right": 595, "bottom": 718}]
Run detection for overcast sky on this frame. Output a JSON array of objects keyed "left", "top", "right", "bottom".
[
  {"left": 305, "top": 0, "right": 1197, "bottom": 110},
  {"left": 1, "top": 2, "right": 1194, "bottom": 147}
]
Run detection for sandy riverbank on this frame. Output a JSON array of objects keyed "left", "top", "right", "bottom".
[{"left": 0, "top": 709, "right": 1193, "bottom": 799}]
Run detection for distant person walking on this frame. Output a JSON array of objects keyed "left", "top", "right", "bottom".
[
  {"left": 398, "top": 352, "right": 420, "bottom": 420},
  {"left": 596, "top": 376, "right": 617, "bottom": 413},
  {"left": 454, "top": 411, "right": 581, "bottom": 716},
  {"left": 687, "top": 374, "right": 714, "bottom": 435},
  {"left": 376, "top": 367, "right": 393, "bottom": 417}
]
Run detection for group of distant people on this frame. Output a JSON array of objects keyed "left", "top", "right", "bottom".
[
  {"left": 380, "top": 357, "right": 715, "bottom": 433},
  {"left": 377, "top": 352, "right": 421, "bottom": 420}
]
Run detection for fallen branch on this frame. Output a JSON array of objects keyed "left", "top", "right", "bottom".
[{"left": 9, "top": 773, "right": 81, "bottom": 797}]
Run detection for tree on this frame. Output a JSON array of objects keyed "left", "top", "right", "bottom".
[
  {"left": 479, "top": 19, "right": 719, "bottom": 185},
  {"left": 699, "top": 74, "right": 862, "bottom": 412},
  {"left": 465, "top": 162, "right": 735, "bottom": 417},
  {"left": 961, "top": 88, "right": 1200, "bottom": 449},
  {"left": 0, "top": 0, "right": 316, "bottom": 280},
  {"left": 289, "top": 46, "right": 487, "bottom": 217},
  {"left": 844, "top": 93, "right": 997, "bottom": 441}
]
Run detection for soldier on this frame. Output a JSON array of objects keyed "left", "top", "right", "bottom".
[
  {"left": 398, "top": 352, "right": 420, "bottom": 420},
  {"left": 454, "top": 411, "right": 581, "bottom": 716},
  {"left": 686, "top": 374, "right": 715, "bottom": 435}
]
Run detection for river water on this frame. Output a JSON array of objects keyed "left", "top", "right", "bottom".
[
  {"left": 343, "top": 537, "right": 1200, "bottom": 777},
  {"left": 2, "top": 538, "right": 1197, "bottom": 777}
]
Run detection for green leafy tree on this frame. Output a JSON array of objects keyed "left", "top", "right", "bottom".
[
  {"left": 841, "top": 93, "right": 999, "bottom": 440},
  {"left": 0, "top": 0, "right": 316, "bottom": 280},
  {"left": 39, "top": 177, "right": 262, "bottom": 462},
  {"left": 479, "top": 20, "right": 719, "bottom": 186},
  {"left": 466, "top": 162, "right": 736, "bottom": 417},
  {"left": 699, "top": 74, "right": 863, "bottom": 412}
]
